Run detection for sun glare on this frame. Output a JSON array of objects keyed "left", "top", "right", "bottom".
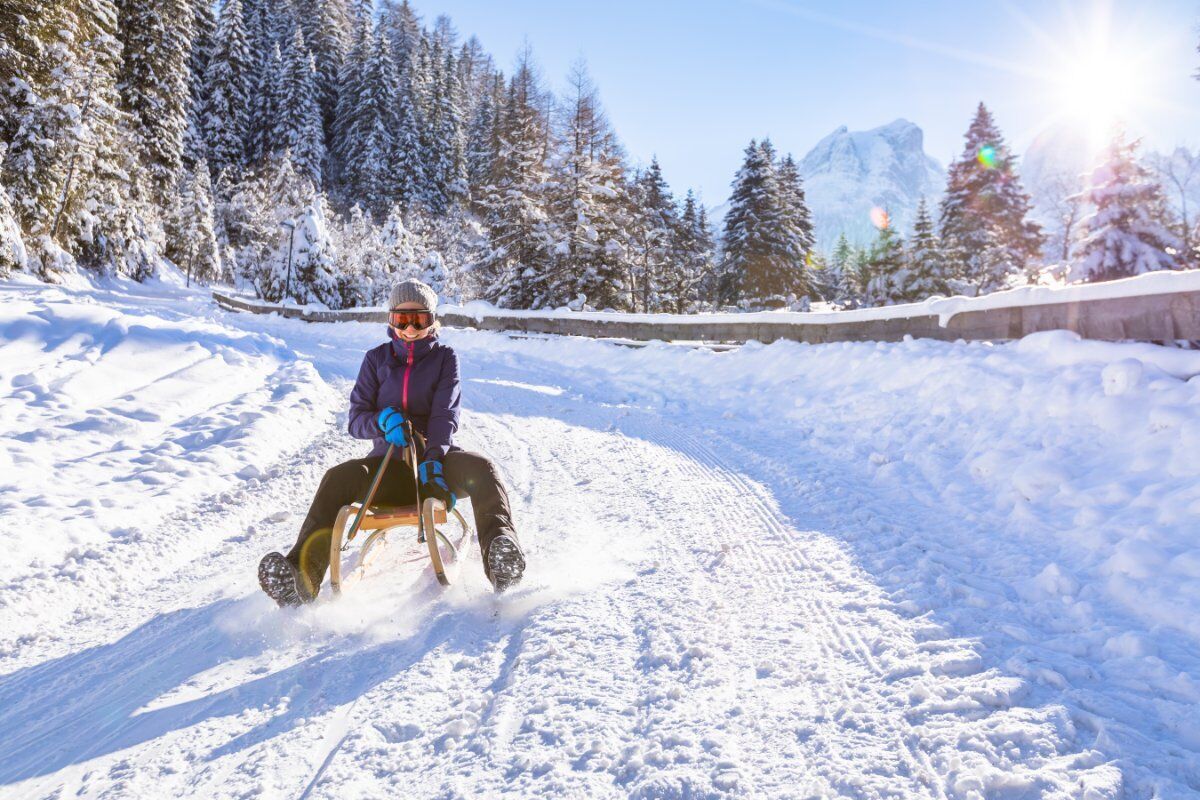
[{"left": 1053, "top": 47, "right": 1143, "bottom": 151}]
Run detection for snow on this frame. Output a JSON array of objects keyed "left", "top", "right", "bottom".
[{"left": 3, "top": 276, "right": 1200, "bottom": 797}]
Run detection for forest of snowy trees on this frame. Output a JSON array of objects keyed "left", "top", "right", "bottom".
[{"left": 0, "top": 1, "right": 1191, "bottom": 312}]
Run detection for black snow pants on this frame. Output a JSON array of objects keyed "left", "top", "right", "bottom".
[{"left": 286, "top": 450, "right": 517, "bottom": 595}]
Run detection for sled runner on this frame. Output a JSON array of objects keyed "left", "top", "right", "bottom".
[{"left": 329, "top": 429, "right": 473, "bottom": 595}]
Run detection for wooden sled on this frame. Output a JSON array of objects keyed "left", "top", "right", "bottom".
[
  {"left": 328, "top": 430, "right": 473, "bottom": 595},
  {"left": 328, "top": 498, "right": 471, "bottom": 594}
]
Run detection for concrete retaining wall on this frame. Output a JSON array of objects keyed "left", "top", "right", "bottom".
[{"left": 212, "top": 289, "right": 1200, "bottom": 344}]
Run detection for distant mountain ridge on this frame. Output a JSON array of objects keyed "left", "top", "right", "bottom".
[{"left": 799, "top": 119, "right": 944, "bottom": 250}]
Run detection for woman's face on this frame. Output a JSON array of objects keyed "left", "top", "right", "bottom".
[{"left": 390, "top": 301, "right": 434, "bottom": 342}]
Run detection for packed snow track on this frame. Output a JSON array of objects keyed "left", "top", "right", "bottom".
[{"left": 2, "top": 279, "right": 1199, "bottom": 798}]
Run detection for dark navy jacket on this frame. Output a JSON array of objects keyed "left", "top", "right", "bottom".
[{"left": 347, "top": 330, "right": 461, "bottom": 461}]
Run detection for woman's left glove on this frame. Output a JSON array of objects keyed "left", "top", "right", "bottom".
[{"left": 418, "top": 460, "right": 457, "bottom": 512}]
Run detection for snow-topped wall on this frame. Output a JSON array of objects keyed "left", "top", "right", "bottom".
[{"left": 214, "top": 269, "right": 1200, "bottom": 345}]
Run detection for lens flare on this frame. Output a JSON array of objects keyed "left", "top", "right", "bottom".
[
  {"left": 976, "top": 145, "right": 998, "bottom": 169},
  {"left": 869, "top": 207, "right": 890, "bottom": 229}
]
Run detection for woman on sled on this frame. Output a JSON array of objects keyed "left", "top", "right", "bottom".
[{"left": 257, "top": 278, "right": 526, "bottom": 606}]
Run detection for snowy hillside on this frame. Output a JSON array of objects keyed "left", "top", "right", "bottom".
[
  {"left": 800, "top": 119, "right": 945, "bottom": 249},
  {"left": 3, "top": 277, "right": 1200, "bottom": 797}
]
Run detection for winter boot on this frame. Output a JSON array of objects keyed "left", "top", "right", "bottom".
[
  {"left": 258, "top": 551, "right": 311, "bottom": 607},
  {"left": 485, "top": 533, "right": 526, "bottom": 593}
]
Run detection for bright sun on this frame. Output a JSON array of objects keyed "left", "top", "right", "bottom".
[{"left": 1053, "top": 47, "right": 1145, "bottom": 151}]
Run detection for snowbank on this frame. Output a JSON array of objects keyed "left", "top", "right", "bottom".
[{"left": 0, "top": 278, "right": 338, "bottom": 600}]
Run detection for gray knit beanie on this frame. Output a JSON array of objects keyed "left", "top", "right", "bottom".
[{"left": 388, "top": 278, "right": 438, "bottom": 312}]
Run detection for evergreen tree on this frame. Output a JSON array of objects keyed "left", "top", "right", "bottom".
[
  {"left": 477, "top": 47, "right": 554, "bottom": 307},
  {"left": 466, "top": 70, "right": 503, "bottom": 208},
  {"left": 903, "top": 197, "right": 947, "bottom": 299},
  {"left": 390, "top": 60, "right": 428, "bottom": 209},
  {"left": 776, "top": 154, "right": 817, "bottom": 297},
  {"left": 720, "top": 139, "right": 810, "bottom": 308},
  {"left": 379, "top": 0, "right": 423, "bottom": 67},
  {"left": 427, "top": 50, "right": 468, "bottom": 214},
  {"left": 331, "top": 5, "right": 370, "bottom": 189},
  {"left": 252, "top": 41, "right": 287, "bottom": 165},
  {"left": 281, "top": 28, "right": 325, "bottom": 185},
  {"left": 545, "top": 61, "right": 629, "bottom": 310},
  {"left": 825, "top": 233, "right": 855, "bottom": 306},
  {"left": 296, "top": 0, "right": 349, "bottom": 163},
  {"left": 938, "top": 103, "right": 1043, "bottom": 293},
  {"left": 182, "top": 0, "right": 216, "bottom": 168},
  {"left": 201, "top": 0, "right": 253, "bottom": 178},
  {"left": 262, "top": 187, "right": 339, "bottom": 306},
  {"left": 669, "top": 190, "right": 716, "bottom": 312},
  {"left": 171, "top": 159, "right": 220, "bottom": 285},
  {"left": 1, "top": 0, "right": 152, "bottom": 278},
  {"left": 0, "top": 152, "right": 28, "bottom": 277},
  {"left": 627, "top": 158, "right": 677, "bottom": 312},
  {"left": 863, "top": 219, "right": 907, "bottom": 306},
  {"left": 1073, "top": 131, "right": 1180, "bottom": 282},
  {"left": 116, "top": 0, "right": 192, "bottom": 206}
]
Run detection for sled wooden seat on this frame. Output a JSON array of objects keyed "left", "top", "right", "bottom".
[{"left": 338, "top": 502, "right": 450, "bottom": 532}]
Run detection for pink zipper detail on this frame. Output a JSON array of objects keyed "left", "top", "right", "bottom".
[{"left": 402, "top": 343, "right": 414, "bottom": 413}]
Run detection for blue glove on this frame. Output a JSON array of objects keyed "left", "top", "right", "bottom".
[
  {"left": 419, "top": 460, "right": 456, "bottom": 512},
  {"left": 376, "top": 407, "right": 408, "bottom": 447}
]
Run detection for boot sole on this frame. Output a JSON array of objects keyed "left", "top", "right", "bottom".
[
  {"left": 487, "top": 535, "right": 526, "bottom": 593},
  {"left": 258, "top": 552, "right": 305, "bottom": 607}
]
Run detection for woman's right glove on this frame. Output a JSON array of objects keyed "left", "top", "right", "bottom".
[
  {"left": 418, "top": 460, "right": 457, "bottom": 512},
  {"left": 376, "top": 407, "right": 409, "bottom": 447}
]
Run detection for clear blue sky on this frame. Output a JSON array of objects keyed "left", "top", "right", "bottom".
[{"left": 415, "top": 0, "right": 1200, "bottom": 206}]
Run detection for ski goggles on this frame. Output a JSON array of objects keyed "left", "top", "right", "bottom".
[{"left": 388, "top": 308, "right": 435, "bottom": 330}]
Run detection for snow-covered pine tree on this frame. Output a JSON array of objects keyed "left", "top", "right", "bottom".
[
  {"left": 466, "top": 70, "right": 503, "bottom": 211},
  {"left": 281, "top": 28, "right": 325, "bottom": 186},
  {"left": 379, "top": 204, "right": 421, "bottom": 286},
  {"left": 775, "top": 154, "right": 817, "bottom": 300},
  {"left": 170, "top": 159, "right": 220, "bottom": 286},
  {"left": 182, "top": 0, "right": 216, "bottom": 168},
  {"left": 335, "top": 17, "right": 398, "bottom": 214},
  {"left": 902, "top": 197, "right": 946, "bottom": 300},
  {"left": 456, "top": 35, "right": 494, "bottom": 125},
  {"left": 379, "top": 0, "right": 423, "bottom": 68},
  {"left": 116, "top": 0, "right": 192, "bottom": 207},
  {"left": 721, "top": 139, "right": 805, "bottom": 308},
  {"left": 333, "top": 203, "right": 375, "bottom": 305},
  {"left": 0, "top": 151, "right": 28, "bottom": 277},
  {"left": 476, "top": 47, "right": 554, "bottom": 308},
  {"left": 390, "top": 63, "right": 428, "bottom": 210},
  {"left": 331, "top": 2, "right": 370, "bottom": 190},
  {"left": 863, "top": 219, "right": 907, "bottom": 306},
  {"left": 668, "top": 190, "right": 716, "bottom": 312},
  {"left": 282, "top": 193, "right": 340, "bottom": 306},
  {"left": 938, "top": 103, "right": 1043, "bottom": 293},
  {"left": 248, "top": 42, "right": 285, "bottom": 167},
  {"left": 627, "top": 158, "right": 677, "bottom": 312},
  {"left": 1073, "top": 131, "right": 1180, "bottom": 282},
  {"left": 1, "top": 0, "right": 155, "bottom": 279},
  {"left": 545, "top": 60, "right": 629, "bottom": 310},
  {"left": 823, "top": 233, "right": 853, "bottom": 306},
  {"left": 426, "top": 50, "right": 468, "bottom": 214},
  {"left": 1, "top": 2, "right": 109, "bottom": 265},
  {"left": 850, "top": 244, "right": 872, "bottom": 303},
  {"left": 201, "top": 0, "right": 253, "bottom": 179},
  {"left": 294, "top": 0, "right": 349, "bottom": 165}
]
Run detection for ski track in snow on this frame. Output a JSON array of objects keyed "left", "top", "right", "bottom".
[{"left": 0, "top": 279, "right": 1197, "bottom": 797}]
